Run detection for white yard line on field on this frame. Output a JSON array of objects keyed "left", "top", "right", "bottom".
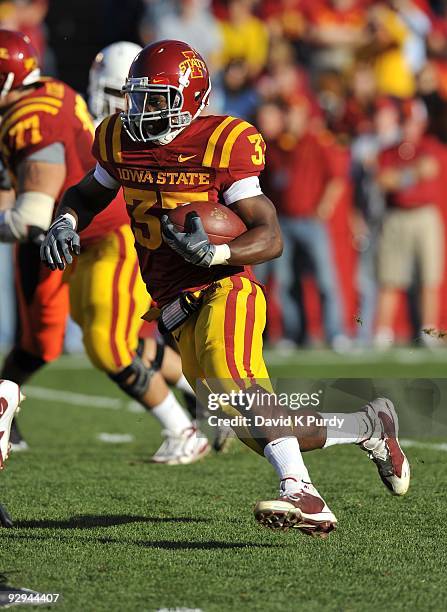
[
  {"left": 24, "top": 385, "right": 124, "bottom": 410},
  {"left": 22, "top": 385, "right": 447, "bottom": 451},
  {"left": 12, "top": 347, "right": 444, "bottom": 371},
  {"left": 264, "top": 347, "right": 447, "bottom": 366},
  {"left": 400, "top": 439, "right": 447, "bottom": 452},
  {"left": 97, "top": 433, "right": 135, "bottom": 443}
]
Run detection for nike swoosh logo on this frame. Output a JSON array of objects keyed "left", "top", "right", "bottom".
[{"left": 178, "top": 154, "right": 197, "bottom": 163}]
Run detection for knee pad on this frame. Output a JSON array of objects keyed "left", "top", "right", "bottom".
[
  {"left": 136, "top": 336, "right": 165, "bottom": 371},
  {"left": 108, "top": 339, "right": 165, "bottom": 401}
]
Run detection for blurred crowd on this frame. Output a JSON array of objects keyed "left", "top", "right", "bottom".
[{"left": 3, "top": 0, "right": 447, "bottom": 351}]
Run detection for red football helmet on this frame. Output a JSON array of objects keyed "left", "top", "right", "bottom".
[
  {"left": 121, "top": 39, "right": 211, "bottom": 144},
  {"left": 0, "top": 30, "right": 40, "bottom": 98}
]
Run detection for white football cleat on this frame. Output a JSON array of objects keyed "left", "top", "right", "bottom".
[
  {"left": 150, "top": 426, "right": 211, "bottom": 465},
  {"left": 0, "top": 380, "right": 24, "bottom": 469},
  {"left": 254, "top": 479, "right": 338, "bottom": 537},
  {"left": 360, "top": 398, "right": 410, "bottom": 496}
]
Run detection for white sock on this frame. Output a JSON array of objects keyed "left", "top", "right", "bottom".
[
  {"left": 151, "top": 391, "right": 192, "bottom": 434},
  {"left": 175, "top": 374, "right": 194, "bottom": 397},
  {"left": 264, "top": 437, "right": 310, "bottom": 490},
  {"left": 321, "top": 412, "right": 372, "bottom": 447}
]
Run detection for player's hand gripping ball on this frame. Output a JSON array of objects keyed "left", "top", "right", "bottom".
[{"left": 161, "top": 202, "right": 246, "bottom": 267}]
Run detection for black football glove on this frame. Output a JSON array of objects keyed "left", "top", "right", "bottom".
[
  {"left": 40, "top": 216, "right": 80, "bottom": 271},
  {"left": 161, "top": 211, "right": 216, "bottom": 267}
]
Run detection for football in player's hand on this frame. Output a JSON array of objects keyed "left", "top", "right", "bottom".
[{"left": 167, "top": 202, "right": 247, "bottom": 245}]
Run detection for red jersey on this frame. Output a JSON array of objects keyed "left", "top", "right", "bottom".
[
  {"left": 0, "top": 77, "right": 128, "bottom": 246},
  {"left": 378, "top": 135, "right": 444, "bottom": 209},
  {"left": 280, "top": 131, "right": 345, "bottom": 218},
  {"left": 92, "top": 114, "right": 264, "bottom": 305}
]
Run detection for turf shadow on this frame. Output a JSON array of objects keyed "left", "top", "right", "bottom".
[
  {"left": 133, "top": 539, "right": 279, "bottom": 550},
  {"left": 2, "top": 532, "right": 280, "bottom": 551},
  {"left": 13, "top": 514, "right": 210, "bottom": 529}
]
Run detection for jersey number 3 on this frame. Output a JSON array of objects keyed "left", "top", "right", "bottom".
[{"left": 248, "top": 133, "right": 266, "bottom": 166}]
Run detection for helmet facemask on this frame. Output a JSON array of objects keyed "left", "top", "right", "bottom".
[
  {"left": 89, "top": 74, "right": 126, "bottom": 121},
  {"left": 121, "top": 78, "right": 192, "bottom": 143}
]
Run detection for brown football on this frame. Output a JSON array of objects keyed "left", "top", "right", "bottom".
[{"left": 167, "top": 201, "right": 247, "bottom": 245}]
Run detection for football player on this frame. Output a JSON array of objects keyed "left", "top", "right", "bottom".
[
  {"left": 0, "top": 31, "right": 209, "bottom": 465},
  {"left": 42, "top": 40, "right": 410, "bottom": 536}
]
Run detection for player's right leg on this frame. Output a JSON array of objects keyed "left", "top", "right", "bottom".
[
  {"left": 176, "top": 276, "right": 337, "bottom": 537},
  {"left": 1, "top": 242, "right": 69, "bottom": 450},
  {"left": 69, "top": 226, "right": 209, "bottom": 464}
]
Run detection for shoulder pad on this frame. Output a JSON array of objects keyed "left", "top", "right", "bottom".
[{"left": 92, "top": 113, "right": 123, "bottom": 165}]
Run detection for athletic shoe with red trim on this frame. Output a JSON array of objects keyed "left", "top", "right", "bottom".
[
  {"left": 0, "top": 380, "right": 24, "bottom": 470},
  {"left": 360, "top": 398, "right": 410, "bottom": 496},
  {"left": 254, "top": 479, "right": 338, "bottom": 537},
  {"left": 150, "top": 426, "right": 211, "bottom": 465}
]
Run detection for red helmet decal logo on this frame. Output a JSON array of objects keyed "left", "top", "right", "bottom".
[
  {"left": 0, "top": 48, "right": 10, "bottom": 60},
  {"left": 179, "top": 50, "right": 206, "bottom": 79},
  {"left": 24, "top": 56, "right": 37, "bottom": 71}
]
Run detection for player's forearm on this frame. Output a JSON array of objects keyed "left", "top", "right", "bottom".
[
  {"left": 56, "top": 184, "right": 98, "bottom": 232},
  {"left": 227, "top": 225, "right": 283, "bottom": 265},
  {"left": 55, "top": 171, "right": 117, "bottom": 232}
]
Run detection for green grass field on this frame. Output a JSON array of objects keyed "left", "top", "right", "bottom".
[{"left": 1, "top": 349, "right": 446, "bottom": 611}]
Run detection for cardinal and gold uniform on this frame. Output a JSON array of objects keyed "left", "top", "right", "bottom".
[
  {"left": 93, "top": 113, "right": 271, "bottom": 419},
  {"left": 0, "top": 78, "right": 148, "bottom": 372}
]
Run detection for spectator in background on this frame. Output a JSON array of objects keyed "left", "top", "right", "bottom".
[
  {"left": 271, "top": 99, "right": 349, "bottom": 350},
  {"left": 0, "top": 1, "right": 18, "bottom": 28},
  {"left": 336, "top": 61, "right": 378, "bottom": 138},
  {"left": 374, "top": 99, "right": 445, "bottom": 348},
  {"left": 254, "top": 99, "right": 291, "bottom": 291},
  {"left": 147, "top": 0, "right": 222, "bottom": 73},
  {"left": 306, "top": 0, "right": 367, "bottom": 73},
  {"left": 350, "top": 98, "right": 401, "bottom": 345},
  {"left": 314, "top": 68, "right": 347, "bottom": 133},
  {"left": 418, "top": 60, "right": 447, "bottom": 143},
  {"left": 392, "top": 0, "right": 431, "bottom": 75},
  {"left": 257, "top": 39, "right": 321, "bottom": 120},
  {"left": 220, "top": 59, "right": 259, "bottom": 120},
  {"left": 360, "top": 3, "right": 415, "bottom": 98},
  {"left": 218, "top": 0, "right": 269, "bottom": 78},
  {"left": 260, "top": 0, "right": 309, "bottom": 45}
]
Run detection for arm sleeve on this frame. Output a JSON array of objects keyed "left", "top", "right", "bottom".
[
  {"left": 25, "top": 142, "right": 65, "bottom": 164},
  {"left": 223, "top": 176, "right": 263, "bottom": 205},
  {"left": 93, "top": 162, "right": 120, "bottom": 189}
]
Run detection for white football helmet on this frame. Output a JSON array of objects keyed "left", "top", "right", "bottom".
[{"left": 88, "top": 41, "right": 142, "bottom": 122}]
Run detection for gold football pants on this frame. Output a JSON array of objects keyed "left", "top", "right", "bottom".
[
  {"left": 175, "top": 275, "right": 271, "bottom": 454},
  {"left": 68, "top": 225, "right": 149, "bottom": 373}
]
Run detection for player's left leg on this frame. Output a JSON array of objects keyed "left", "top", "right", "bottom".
[
  {"left": 69, "top": 226, "right": 209, "bottom": 464},
  {"left": 177, "top": 276, "right": 337, "bottom": 537},
  {"left": 319, "top": 399, "right": 410, "bottom": 496}
]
